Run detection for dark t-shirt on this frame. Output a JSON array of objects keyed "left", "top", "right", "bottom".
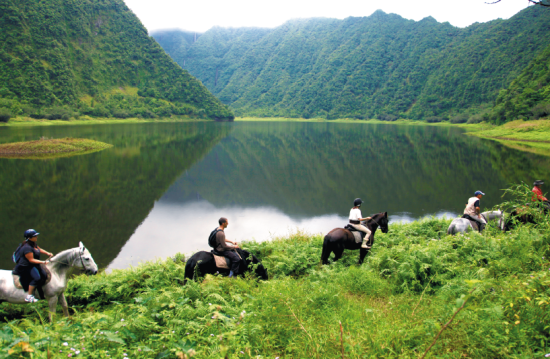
[
  {"left": 17, "top": 241, "right": 40, "bottom": 267},
  {"left": 474, "top": 200, "right": 480, "bottom": 208}
]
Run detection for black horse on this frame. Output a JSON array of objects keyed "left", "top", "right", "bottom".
[
  {"left": 321, "top": 212, "right": 389, "bottom": 265},
  {"left": 184, "top": 248, "right": 268, "bottom": 282}
]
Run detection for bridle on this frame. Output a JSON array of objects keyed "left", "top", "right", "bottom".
[
  {"left": 365, "top": 214, "right": 388, "bottom": 232},
  {"left": 47, "top": 248, "right": 89, "bottom": 272}
]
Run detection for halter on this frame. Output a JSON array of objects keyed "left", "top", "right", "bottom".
[{"left": 366, "top": 214, "right": 387, "bottom": 229}]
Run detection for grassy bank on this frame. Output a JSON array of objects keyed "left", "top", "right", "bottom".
[
  {"left": 1, "top": 213, "right": 549, "bottom": 358},
  {"left": 0, "top": 138, "right": 112, "bottom": 159},
  {"left": 466, "top": 120, "right": 550, "bottom": 156},
  {"left": 0, "top": 116, "right": 211, "bottom": 127}
]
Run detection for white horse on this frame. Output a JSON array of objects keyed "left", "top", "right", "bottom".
[
  {"left": 447, "top": 210, "right": 505, "bottom": 235},
  {"left": 0, "top": 242, "right": 97, "bottom": 321}
]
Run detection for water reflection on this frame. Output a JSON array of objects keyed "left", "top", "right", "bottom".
[
  {"left": 1, "top": 121, "right": 550, "bottom": 271},
  {"left": 108, "top": 198, "right": 458, "bottom": 270}
]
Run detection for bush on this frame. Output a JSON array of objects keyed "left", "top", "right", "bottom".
[
  {"left": 467, "top": 113, "right": 484, "bottom": 124},
  {"left": 42, "top": 107, "right": 73, "bottom": 121},
  {"left": 450, "top": 114, "right": 468, "bottom": 124},
  {"left": 0, "top": 108, "right": 12, "bottom": 122},
  {"left": 379, "top": 114, "right": 398, "bottom": 121},
  {"left": 426, "top": 116, "right": 446, "bottom": 123},
  {"left": 530, "top": 103, "right": 550, "bottom": 120},
  {"left": 112, "top": 109, "right": 131, "bottom": 119}
]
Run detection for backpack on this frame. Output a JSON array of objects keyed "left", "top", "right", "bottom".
[
  {"left": 208, "top": 228, "right": 222, "bottom": 248},
  {"left": 12, "top": 242, "right": 26, "bottom": 264}
]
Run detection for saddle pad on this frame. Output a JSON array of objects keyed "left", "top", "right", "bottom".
[
  {"left": 12, "top": 263, "right": 52, "bottom": 289},
  {"left": 213, "top": 254, "right": 230, "bottom": 270},
  {"left": 352, "top": 231, "right": 362, "bottom": 243}
]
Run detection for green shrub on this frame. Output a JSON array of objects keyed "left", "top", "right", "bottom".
[
  {"left": 0, "top": 108, "right": 12, "bottom": 122},
  {"left": 450, "top": 113, "right": 469, "bottom": 123}
]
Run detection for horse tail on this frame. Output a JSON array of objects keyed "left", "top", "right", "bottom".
[{"left": 321, "top": 233, "right": 331, "bottom": 265}]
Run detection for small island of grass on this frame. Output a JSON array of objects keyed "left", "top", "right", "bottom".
[{"left": 0, "top": 137, "right": 113, "bottom": 159}]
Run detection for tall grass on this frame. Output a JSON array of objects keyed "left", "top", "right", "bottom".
[{"left": 1, "top": 205, "right": 549, "bottom": 358}]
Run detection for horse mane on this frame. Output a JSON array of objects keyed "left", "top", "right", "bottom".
[{"left": 49, "top": 247, "right": 79, "bottom": 269}]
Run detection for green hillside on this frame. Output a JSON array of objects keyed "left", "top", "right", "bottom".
[
  {"left": 0, "top": 0, "right": 233, "bottom": 121},
  {"left": 489, "top": 43, "right": 550, "bottom": 123},
  {"left": 153, "top": 7, "right": 550, "bottom": 122}
]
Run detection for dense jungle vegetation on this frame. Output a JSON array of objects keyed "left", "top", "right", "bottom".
[
  {"left": 0, "top": 0, "right": 234, "bottom": 122},
  {"left": 153, "top": 6, "right": 550, "bottom": 123},
  {"left": 1, "top": 184, "right": 549, "bottom": 358}
]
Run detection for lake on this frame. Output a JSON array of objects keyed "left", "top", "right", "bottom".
[{"left": 1, "top": 121, "right": 549, "bottom": 271}]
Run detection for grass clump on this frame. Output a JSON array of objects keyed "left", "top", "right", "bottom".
[
  {"left": 1, "top": 193, "right": 549, "bottom": 357},
  {"left": 0, "top": 137, "right": 113, "bottom": 159}
]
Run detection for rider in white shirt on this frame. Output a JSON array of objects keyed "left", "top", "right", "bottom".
[{"left": 349, "top": 198, "right": 372, "bottom": 249}]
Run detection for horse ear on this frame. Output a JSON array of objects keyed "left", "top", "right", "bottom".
[
  {"left": 384, "top": 212, "right": 388, "bottom": 218},
  {"left": 79, "top": 242, "right": 85, "bottom": 252}
]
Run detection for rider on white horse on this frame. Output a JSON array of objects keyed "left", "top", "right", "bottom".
[
  {"left": 349, "top": 198, "right": 372, "bottom": 249},
  {"left": 463, "top": 191, "right": 487, "bottom": 233},
  {"left": 12, "top": 229, "right": 53, "bottom": 303}
]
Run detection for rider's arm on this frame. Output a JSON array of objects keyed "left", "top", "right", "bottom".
[
  {"left": 360, "top": 216, "right": 372, "bottom": 221},
  {"left": 37, "top": 247, "right": 52, "bottom": 257},
  {"left": 24, "top": 252, "right": 47, "bottom": 265},
  {"left": 217, "top": 232, "right": 236, "bottom": 250},
  {"left": 474, "top": 200, "right": 480, "bottom": 215}
]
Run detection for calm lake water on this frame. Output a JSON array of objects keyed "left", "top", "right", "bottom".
[{"left": 1, "top": 121, "right": 549, "bottom": 270}]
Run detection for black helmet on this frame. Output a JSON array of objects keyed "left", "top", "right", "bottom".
[
  {"left": 534, "top": 180, "right": 544, "bottom": 186},
  {"left": 24, "top": 229, "right": 39, "bottom": 239},
  {"left": 354, "top": 198, "right": 363, "bottom": 206}
]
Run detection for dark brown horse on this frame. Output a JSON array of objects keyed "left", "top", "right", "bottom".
[{"left": 321, "top": 212, "right": 389, "bottom": 265}]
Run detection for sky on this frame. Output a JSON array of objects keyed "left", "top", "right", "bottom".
[{"left": 123, "top": 0, "right": 533, "bottom": 33}]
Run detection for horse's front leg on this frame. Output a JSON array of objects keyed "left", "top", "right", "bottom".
[
  {"left": 48, "top": 295, "right": 59, "bottom": 322},
  {"left": 59, "top": 293, "right": 69, "bottom": 317},
  {"left": 358, "top": 248, "right": 369, "bottom": 264}
]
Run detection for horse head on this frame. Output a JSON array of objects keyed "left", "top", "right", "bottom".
[
  {"left": 239, "top": 249, "right": 268, "bottom": 280},
  {"left": 76, "top": 242, "right": 98, "bottom": 275},
  {"left": 368, "top": 212, "right": 389, "bottom": 233}
]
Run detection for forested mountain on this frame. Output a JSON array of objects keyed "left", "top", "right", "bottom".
[
  {"left": 0, "top": 0, "right": 233, "bottom": 121},
  {"left": 490, "top": 43, "right": 550, "bottom": 122},
  {"left": 153, "top": 7, "right": 550, "bottom": 122}
]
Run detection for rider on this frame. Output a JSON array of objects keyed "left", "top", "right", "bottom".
[
  {"left": 12, "top": 229, "right": 53, "bottom": 303},
  {"left": 463, "top": 191, "right": 487, "bottom": 233},
  {"left": 214, "top": 217, "right": 242, "bottom": 278},
  {"left": 349, "top": 198, "right": 372, "bottom": 249},
  {"left": 532, "top": 180, "right": 549, "bottom": 212}
]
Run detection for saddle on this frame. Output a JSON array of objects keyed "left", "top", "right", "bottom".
[
  {"left": 211, "top": 250, "right": 231, "bottom": 270},
  {"left": 344, "top": 224, "right": 366, "bottom": 243},
  {"left": 13, "top": 264, "right": 52, "bottom": 299},
  {"left": 461, "top": 214, "right": 486, "bottom": 232}
]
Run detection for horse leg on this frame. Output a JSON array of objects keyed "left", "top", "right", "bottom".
[
  {"left": 48, "top": 295, "right": 59, "bottom": 322},
  {"left": 59, "top": 293, "right": 69, "bottom": 317},
  {"left": 358, "top": 248, "right": 368, "bottom": 265},
  {"left": 333, "top": 247, "right": 344, "bottom": 262}
]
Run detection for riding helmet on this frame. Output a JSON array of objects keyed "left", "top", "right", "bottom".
[
  {"left": 24, "top": 229, "right": 39, "bottom": 239},
  {"left": 534, "top": 180, "right": 544, "bottom": 186},
  {"left": 354, "top": 198, "right": 363, "bottom": 206},
  {"left": 474, "top": 190, "right": 485, "bottom": 196}
]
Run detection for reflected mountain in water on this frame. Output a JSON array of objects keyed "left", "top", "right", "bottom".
[
  {"left": 163, "top": 122, "right": 550, "bottom": 217},
  {"left": 0, "top": 123, "right": 231, "bottom": 270}
]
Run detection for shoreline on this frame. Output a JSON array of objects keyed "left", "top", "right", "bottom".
[{"left": 2, "top": 115, "right": 549, "bottom": 156}]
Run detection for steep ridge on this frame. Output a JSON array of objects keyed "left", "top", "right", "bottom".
[
  {"left": 0, "top": 0, "right": 233, "bottom": 120},
  {"left": 153, "top": 7, "right": 550, "bottom": 121},
  {"left": 490, "top": 42, "right": 550, "bottom": 122}
]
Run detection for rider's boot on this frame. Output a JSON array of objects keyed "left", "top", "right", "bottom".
[
  {"left": 229, "top": 270, "right": 234, "bottom": 278},
  {"left": 361, "top": 238, "right": 370, "bottom": 249}
]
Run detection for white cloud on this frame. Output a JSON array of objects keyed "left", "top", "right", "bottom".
[{"left": 123, "top": 0, "right": 531, "bottom": 33}]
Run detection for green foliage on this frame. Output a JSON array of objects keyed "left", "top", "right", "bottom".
[
  {"left": 489, "top": 42, "right": 550, "bottom": 123},
  {"left": 0, "top": 108, "right": 12, "bottom": 122},
  {"left": 0, "top": 0, "right": 233, "bottom": 121},
  {"left": 1, "top": 182, "right": 550, "bottom": 357},
  {"left": 154, "top": 7, "right": 550, "bottom": 122}
]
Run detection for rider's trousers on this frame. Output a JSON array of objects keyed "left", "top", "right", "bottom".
[{"left": 351, "top": 224, "right": 371, "bottom": 242}]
